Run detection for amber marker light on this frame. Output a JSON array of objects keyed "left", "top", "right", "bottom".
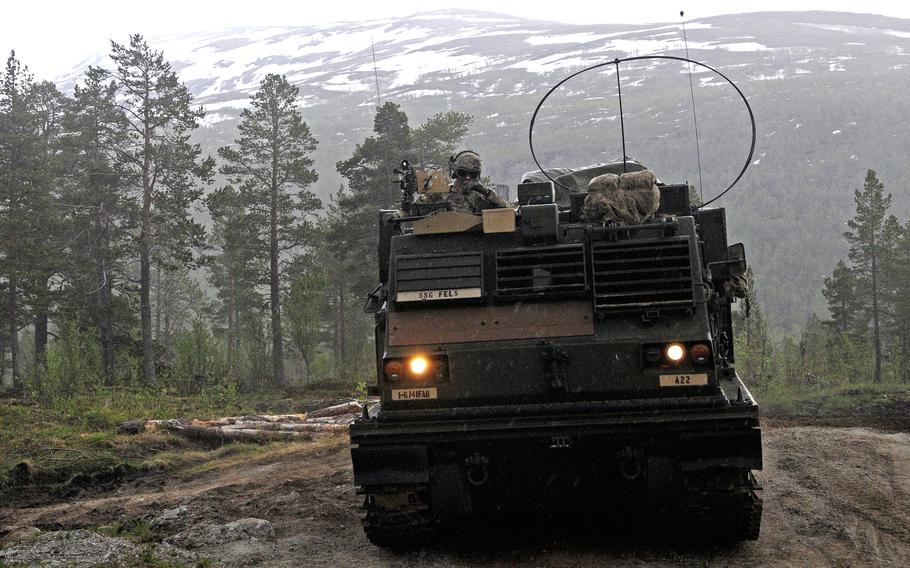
[
  {"left": 409, "top": 356, "right": 430, "bottom": 376},
  {"left": 666, "top": 343, "right": 685, "bottom": 362}
]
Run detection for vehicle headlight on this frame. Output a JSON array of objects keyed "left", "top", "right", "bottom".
[
  {"left": 666, "top": 343, "right": 685, "bottom": 362},
  {"left": 408, "top": 356, "right": 429, "bottom": 376}
]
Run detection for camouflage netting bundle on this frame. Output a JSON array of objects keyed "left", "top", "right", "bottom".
[{"left": 582, "top": 170, "right": 660, "bottom": 225}]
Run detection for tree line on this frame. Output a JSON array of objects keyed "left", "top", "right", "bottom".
[
  {"left": 4, "top": 35, "right": 905, "bottom": 401},
  {"left": 734, "top": 170, "right": 910, "bottom": 387},
  {"left": 0, "top": 36, "right": 471, "bottom": 398}
]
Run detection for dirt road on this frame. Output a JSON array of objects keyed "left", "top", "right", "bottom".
[{"left": 2, "top": 425, "right": 908, "bottom": 567}]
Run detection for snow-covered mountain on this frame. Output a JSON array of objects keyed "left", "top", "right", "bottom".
[{"left": 56, "top": 10, "right": 910, "bottom": 328}]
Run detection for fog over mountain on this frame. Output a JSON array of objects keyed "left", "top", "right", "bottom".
[{"left": 56, "top": 10, "right": 910, "bottom": 330}]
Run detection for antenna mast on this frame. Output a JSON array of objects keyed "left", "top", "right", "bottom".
[
  {"left": 614, "top": 59, "right": 628, "bottom": 173},
  {"left": 371, "top": 38, "right": 382, "bottom": 110},
  {"left": 680, "top": 10, "right": 705, "bottom": 203},
  {"left": 371, "top": 38, "right": 394, "bottom": 207}
]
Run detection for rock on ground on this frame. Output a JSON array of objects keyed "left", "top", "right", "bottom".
[{"left": 0, "top": 529, "right": 198, "bottom": 567}]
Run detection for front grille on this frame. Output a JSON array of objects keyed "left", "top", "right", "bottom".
[
  {"left": 592, "top": 237, "right": 694, "bottom": 311},
  {"left": 395, "top": 252, "right": 483, "bottom": 293},
  {"left": 496, "top": 244, "right": 587, "bottom": 298}
]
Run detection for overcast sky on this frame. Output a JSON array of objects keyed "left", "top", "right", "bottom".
[{"left": 3, "top": 0, "right": 910, "bottom": 79}]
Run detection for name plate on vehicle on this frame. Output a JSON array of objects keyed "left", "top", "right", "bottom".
[
  {"left": 659, "top": 373, "right": 709, "bottom": 387},
  {"left": 397, "top": 287, "right": 482, "bottom": 302},
  {"left": 391, "top": 388, "right": 438, "bottom": 401}
]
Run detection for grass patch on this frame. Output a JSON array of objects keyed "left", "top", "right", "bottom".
[
  {"left": 105, "top": 518, "right": 158, "bottom": 543},
  {"left": 0, "top": 387, "right": 347, "bottom": 501},
  {"left": 753, "top": 380, "right": 910, "bottom": 416},
  {"left": 143, "top": 442, "right": 267, "bottom": 477}
]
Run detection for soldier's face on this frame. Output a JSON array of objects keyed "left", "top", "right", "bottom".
[{"left": 455, "top": 169, "right": 479, "bottom": 191}]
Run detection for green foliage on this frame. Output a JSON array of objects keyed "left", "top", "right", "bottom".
[
  {"left": 354, "top": 380, "right": 368, "bottom": 404},
  {"left": 108, "top": 34, "right": 214, "bottom": 385},
  {"left": 108, "top": 518, "right": 157, "bottom": 543},
  {"left": 217, "top": 73, "right": 321, "bottom": 387},
  {"left": 732, "top": 268, "right": 772, "bottom": 383},
  {"left": 822, "top": 260, "right": 865, "bottom": 340},
  {"left": 44, "top": 319, "right": 104, "bottom": 398},
  {"left": 165, "top": 320, "right": 229, "bottom": 395},
  {"left": 285, "top": 261, "right": 331, "bottom": 380},
  {"left": 752, "top": 380, "right": 909, "bottom": 416},
  {"left": 411, "top": 111, "right": 473, "bottom": 168}
]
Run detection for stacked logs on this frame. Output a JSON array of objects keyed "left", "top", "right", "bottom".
[{"left": 117, "top": 400, "right": 364, "bottom": 443}]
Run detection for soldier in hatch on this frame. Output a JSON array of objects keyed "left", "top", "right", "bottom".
[{"left": 420, "top": 150, "right": 511, "bottom": 213}]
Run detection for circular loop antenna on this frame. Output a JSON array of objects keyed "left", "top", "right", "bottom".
[{"left": 528, "top": 55, "right": 756, "bottom": 208}]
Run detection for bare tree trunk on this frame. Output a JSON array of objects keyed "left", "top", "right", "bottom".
[
  {"left": 227, "top": 274, "right": 237, "bottom": 370},
  {"left": 33, "top": 276, "right": 49, "bottom": 395},
  {"left": 898, "top": 323, "right": 910, "bottom": 384},
  {"left": 140, "top": 121, "right": 156, "bottom": 386},
  {"left": 0, "top": 336, "right": 6, "bottom": 387},
  {"left": 155, "top": 267, "right": 162, "bottom": 341},
  {"left": 8, "top": 273, "right": 21, "bottom": 392},
  {"left": 871, "top": 243, "right": 882, "bottom": 383},
  {"left": 163, "top": 276, "right": 171, "bottom": 352},
  {"left": 339, "top": 282, "right": 347, "bottom": 379},
  {"left": 100, "top": 274, "right": 114, "bottom": 385},
  {"left": 269, "top": 146, "right": 285, "bottom": 387},
  {"left": 332, "top": 284, "right": 341, "bottom": 377},
  {"left": 92, "top": 205, "right": 115, "bottom": 385}
]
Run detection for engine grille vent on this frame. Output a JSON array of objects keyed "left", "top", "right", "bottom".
[
  {"left": 395, "top": 252, "right": 483, "bottom": 294},
  {"left": 496, "top": 244, "right": 587, "bottom": 298},
  {"left": 592, "top": 237, "right": 694, "bottom": 311}
]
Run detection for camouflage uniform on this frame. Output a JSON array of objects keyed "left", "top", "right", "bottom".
[
  {"left": 438, "top": 180, "right": 511, "bottom": 213},
  {"left": 418, "top": 150, "right": 512, "bottom": 213}
]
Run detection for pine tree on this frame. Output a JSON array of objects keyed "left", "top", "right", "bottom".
[
  {"left": 206, "top": 185, "right": 264, "bottom": 374},
  {"left": 883, "top": 219, "right": 910, "bottom": 382},
  {"left": 108, "top": 35, "right": 213, "bottom": 385},
  {"left": 338, "top": 102, "right": 413, "bottom": 209},
  {"left": 284, "top": 253, "right": 331, "bottom": 379},
  {"left": 843, "top": 170, "right": 901, "bottom": 383},
  {"left": 411, "top": 111, "right": 472, "bottom": 168},
  {"left": 60, "top": 66, "right": 134, "bottom": 384},
  {"left": 0, "top": 52, "right": 40, "bottom": 392},
  {"left": 732, "top": 268, "right": 771, "bottom": 383},
  {"left": 318, "top": 188, "right": 375, "bottom": 378},
  {"left": 25, "top": 80, "right": 68, "bottom": 389},
  {"left": 218, "top": 73, "right": 319, "bottom": 387},
  {"left": 822, "top": 260, "right": 864, "bottom": 340}
]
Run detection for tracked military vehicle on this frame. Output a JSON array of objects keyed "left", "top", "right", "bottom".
[{"left": 350, "top": 56, "right": 762, "bottom": 548}]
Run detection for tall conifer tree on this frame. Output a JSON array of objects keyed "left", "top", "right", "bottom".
[
  {"left": 0, "top": 52, "right": 39, "bottom": 391},
  {"left": 61, "top": 66, "right": 134, "bottom": 383},
  {"left": 218, "top": 74, "right": 319, "bottom": 387},
  {"left": 206, "top": 185, "right": 264, "bottom": 373},
  {"left": 843, "top": 170, "right": 901, "bottom": 383},
  {"left": 822, "top": 260, "right": 864, "bottom": 340},
  {"left": 108, "top": 35, "right": 212, "bottom": 385}
]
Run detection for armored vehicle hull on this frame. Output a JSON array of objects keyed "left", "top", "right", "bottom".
[{"left": 350, "top": 184, "right": 763, "bottom": 547}]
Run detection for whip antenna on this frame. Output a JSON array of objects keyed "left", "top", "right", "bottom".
[
  {"left": 614, "top": 59, "right": 628, "bottom": 173},
  {"left": 680, "top": 10, "right": 704, "bottom": 202},
  {"left": 371, "top": 38, "right": 394, "bottom": 207},
  {"left": 371, "top": 39, "right": 382, "bottom": 110}
]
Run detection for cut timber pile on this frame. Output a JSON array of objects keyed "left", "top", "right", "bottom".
[{"left": 117, "top": 400, "right": 365, "bottom": 444}]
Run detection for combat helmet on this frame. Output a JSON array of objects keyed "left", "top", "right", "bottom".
[{"left": 451, "top": 150, "right": 482, "bottom": 177}]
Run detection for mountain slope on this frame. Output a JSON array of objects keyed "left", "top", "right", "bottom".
[{"left": 55, "top": 10, "right": 910, "bottom": 330}]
